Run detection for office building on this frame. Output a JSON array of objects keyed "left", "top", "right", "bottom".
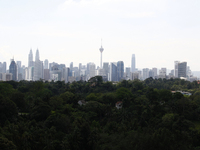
[
  {"left": 44, "top": 59, "right": 49, "bottom": 69},
  {"left": 110, "top": 62, "right": 117, "bottom": 82},
  {"left": 174, "top": 61, "right": 180, "bottom": 78},
  {"left": 117, "top": 61, "right": 124, "bottom": 81},
  {"left": 9, "top": 59, "right": 17, "bottom": 81},
  {"left": 125, "top": 67, "right": 131, "bottom": 79},
  {"left": 28, "top": 49, "right": 34, "bottom": 67},
  {"left": 131, "top": 54, "right": 136, "bottom": 73},
  {"left": 89, "top": 63, "right": 96, "bottom": 78},
  {"left": 178, "top": 62, "right": 187, "bottom": 78},
  {"left": 143, "top": 68, "right": 149, "bottom": 80},
  {"left": 34, "top": 49, "right": 43, "bottom": 80}
]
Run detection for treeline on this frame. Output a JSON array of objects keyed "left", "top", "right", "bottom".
[{"left": 1, "top": 77, "right": 200, "bottom": 150}]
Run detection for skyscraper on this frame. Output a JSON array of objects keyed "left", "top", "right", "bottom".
[
  {"left": 2, "top": 62, "right": 6, "bottom": 73},
  {"left": 131, "top": 54, "right": 135, "bottom": 73},
  {"left": 125, "top": 67, "right": 131, "bottom": 79},
  {"left": 143, "top": 68, "right": 149, "bottom": 80},
  {"left": 44, "top": 59, "right": 49, "bottom": 69},
  {"left": 117, "top": 61, "right": 124, "bottom": 81},
  {"left": 34, "top": 49, "right": 43, "bottom": 81},
  {"left": 103, "top": 62, "right": 109, "bottom": 78},
  {"left": 152, "top": 68, "right": 157, "bottom": 77},
  {"left": 28, "top": 49, "right": 34, "bottom": 67},
  {"left": 79, "top": 63, "right": 82, "bottom": 77},
  {"left": 174, "top": 61, "right": 180, "bottom": 78},
  {"left": 9, "top": 59, "right": 17, "bottom": 81},
  {"left": 178, "top": 62, "right": 187, "bottom": 78},
  {"left": 99, "top": 40, "right": 104, "bottom": 68},
  {"left": 110, "top": 62, "right": 117, "bottom": 82},
  {"left": 89, "top": 63, "right": 96, "bottom": 78},
  {"left": 0, "top": 62, "right": 2, "bottom": 73}
]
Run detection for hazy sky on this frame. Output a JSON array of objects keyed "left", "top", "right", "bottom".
[{"left": 0, "top": 0, "right": 200, "bottom": 71}]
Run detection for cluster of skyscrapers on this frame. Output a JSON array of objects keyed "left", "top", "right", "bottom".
[{"left": 0, "top": 45, "right": 197, "bottom": 82}]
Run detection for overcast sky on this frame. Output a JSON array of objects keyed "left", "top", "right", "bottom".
[{"left": 0, "top": 0, "right": 200, "bottom": 71}]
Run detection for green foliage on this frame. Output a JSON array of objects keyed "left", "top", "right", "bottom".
[
  {"left": 0, "top": 137, "right": 16, "bottom": 150},
  {"left": 1, "top": 78, "right": 200, "bottom": 149},
  {"left": 0, "top": 95, "right": 18, "bottom": 126}
]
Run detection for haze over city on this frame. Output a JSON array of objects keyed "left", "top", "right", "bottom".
[{"left": 0, "top": 0, "right": 200, "bottom": 71}]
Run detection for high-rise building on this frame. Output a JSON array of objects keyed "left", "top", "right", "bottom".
[
  {"left": 174, "top": 61, "right": 180, "bottom": 78},
  {"left": 44, "top": 59, "right": 49, "bottom": 69},
  {"left": 28, "top": 49, "right": 34, "bottom": 67},
  {"left": 131, "top": 54, "right": 136, "bottom": 73},
  {"left": 2, "top": 62, "right": 6, "bottom": 73},
  {"left": 117, "top": 61, "right": 124, "bottom": 81},
  {"left": 178, "top": 62, "right": 187, "bottom": 78},
  {"left": 70, "top": 62, "right": 73, "bottom": 71},
  {"left": 79, "top": 63, "right": 82, "bottom": 77},
  {"left": 44, "top": 69, "right": 50, "bottom": 81},
  {"left": 99, "top": 40, "right": 104, "bottom": 68},
  {"left": 63, "top": 67, "right": 70, "bottom": 83},
  {"left": 152, "top": 68, "right": 157, "bottom": 77},
  {"left": 103, "top": 62, "right": 109, "bottom": 78},
  {"left": 28, "top": 66, "right": 34, "bottom": 81},
  {"left": 125, "top": 67, "right": 131, "bottom": 79},
  {"left": 143, "top": 68, "right": 149, "bottom": 80},
  {"left": 0, "top": 62, "right": 2, "bottom": 73},
  {"left": 9, "top": 59, "right": 17, "bottom": 81},
  {"left": 89, "top": 63, "right": 96, "bottom": 78},
  {"left": 158, "top": 69, "right": 166, "bottom": 79},
  {"left": 34, "top": 49, "right": 43, "bottom": 81},
  {"left": 149, "top": 69, "right": 154, "bottom": 78},
  {"left": 110, "top": 62, "right": 117, "bottom": 82}
]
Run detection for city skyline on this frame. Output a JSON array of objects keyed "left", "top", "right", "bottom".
[
  {"left": 0, "top": 48, "right": 195, "bottom": 72},
  {"left": 0, "top": 1, "right": 200, "bottom": 70}
]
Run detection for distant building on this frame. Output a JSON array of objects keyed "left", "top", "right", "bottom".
[
  {"left": 178, "top": 62, "right": 187, "bottom": 78},
  {"left": 44, "top": 59, "right": 49, "bottom": 69},
  {"left": 125, "top": 67, "right": 131, "bottom": 79},
  {"left": 110, "top": 62, "right": 117, "bottom": 82},
  {"left": 152, "top": 68, "right": 157, "bottom": 77},
  {"left": 9, "top": 59, "right": 17, "bottom": 81},
  {"left": 149, "top": 69, "right": 154, "bottom": 78},
  {"left": 89, "top": 63, "right": 96, "bottom": 79},
  {"left": 2, "top": 73, "right": 12, "bottom": 81},
  {"left": 34, "top": 49, "right": 43, "bottom": 81},
  {"left": 28, "top": 49, "right": 34, "bottom": 67},
  {"left": 117, "top": 61, "right": 124, "bottom": 81},
  {"left": 158, "top": 68, "right": 166, "bottom": 79},
  {"left": 103, "top": 62, "right": 109, "bottom": 78},
  {"left": 174, "top": 61, "right": 180, "bottom": 78},
  {"left": 44, "top": 69, "right": 50, "bottom": 81},
  {"left": 2, "top": 62, "right": 6, "bottom": 73},
  {"left": 68, "top": 76, "right": 76, "bottom": 83},
  {"left": 131, "top": 54, "right": 136, "bottom": 73},
  {"left": 28, "top": 66, "right": 34, "bottom": 81},
  {"left": 130, "top": 72, "right": 139, "bottom": 80},
  {"left": 143, "top": 68, "right": 149, "bottom": 80},
  {"left": 63, "top": 67, "right": 70, "bottom": 83},
  {"left": 50, "top": 65, "right": 62, "bottom": 81}
]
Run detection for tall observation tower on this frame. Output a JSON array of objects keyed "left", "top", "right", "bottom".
[{"left": 99, "top": 39, "right": 104, "bottom": 68}]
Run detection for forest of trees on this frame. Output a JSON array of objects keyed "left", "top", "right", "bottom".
[{"left": 1, "top": 77, "right": 200, "bottom": 150}]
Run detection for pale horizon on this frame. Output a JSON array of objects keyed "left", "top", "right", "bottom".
[{"left": 0, "top": 0, "right": 200, "bottom": 71}]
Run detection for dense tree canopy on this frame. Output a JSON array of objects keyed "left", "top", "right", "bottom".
[{"left": 0, "top": 77, "right": 200, "bottom": 149}]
